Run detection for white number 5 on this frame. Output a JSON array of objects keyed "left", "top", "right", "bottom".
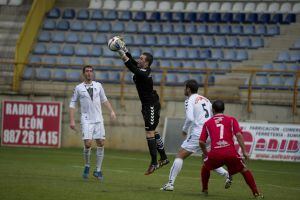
[{"left": 217, "top": 124, "right": 224, "bottom": 139}]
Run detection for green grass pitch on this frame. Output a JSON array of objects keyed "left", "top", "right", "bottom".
[{"left": 0, "top": 147, "right": 299, "bottom": 200}]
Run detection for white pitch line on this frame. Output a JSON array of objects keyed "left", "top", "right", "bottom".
[{"left": 266, "top": 184, "right": 300, "bottom": 191}]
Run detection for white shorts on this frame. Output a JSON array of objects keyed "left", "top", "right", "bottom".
[
  {"left": 181, "top": 134, "right": 211, "bottom": 153},
  {"left": 81, "top": 122, "right": 105, "bottom": 140}
]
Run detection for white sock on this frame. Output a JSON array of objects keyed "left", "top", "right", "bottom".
[
  {"left": 214, "top": 167, "right": 228, "bottom": 177},
  {"left": 96, "top": 146, "right": 104, "bottom": 172},
  {"left": 168, "top": 158, "right": 183, "bottom": 185},
  {"left": 83, "top": 147, "right": 91, "bottom": 167}
]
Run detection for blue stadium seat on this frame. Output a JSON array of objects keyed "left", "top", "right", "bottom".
[
  {"left": 47, "top": 8, "right": 60, "bottom": 19},
  {"left": 185, "top": 24, "right": 196, "bottom": 34},
  {"left": 152, "top": 73, "right": 162, "bottom": 84},
  {"left": 231, "top": 25, "right": 243, "bottom": 35},
  {"left": 151, "top": 23, "right": 161, "bottom": 33},
  {"left": 232, "top": 13, "right": 245, "bottom": 23},
  {"left": 125, "top": 22, "right": 138, "bottom": 33},
  {"left": 215, "top": 37, "right": 227, "bottom": 47},
  {"left": 133, "top": 11, "right": 146, "bottom": 21},
  {"left": 67, "top": 71, "right": 81, "bottom": 82},
  {"left": 258, "top": 13, "right": 270, "bottom": 24},
  {"left": 112, "top": 21, "right": 125, "bottom": 32},
  {"left": 147, "top": 12, "right": 160, "bottom": 22},
  {"left": 36, "top": 68, "right": 51, "bottom": 81},
  {"left": 94, "top": 34, "right": 106, "bottom": 44},
  {"left": 269, "top": 76, "right": 283, "bottom": 88},
  {"left": 124, "top": 72, "right": 134, "bottom": 84},
  {"left": 224, "top": 50, "right": 237, "bottom": 61},
  {"left": 176, "top": 49, "right": 187, "bottom": 59},
  {"left": 196, "top": 13, "right": 209, "bottom": 22},
  {"left": 61, "top": 45, "right": 74, "bottom": 56},
  {"left": 157, "top": 35, "right": 168, "bottom": 46},
  {"left": 53, "top": 69, "right": 66, "bottom": 81},
  {"left": 84, "top": 21, "right": 97, "bottom": 32},
  {"left": 160, "top": 60, "right": 171, "bottom": 68},
  {"left": 236, "top": 50, "right": 248, "bottom": 61},
  {"left": 133, "top": 35, "right": 145, "bottom": 45},
  {"left": 172, "top": 60, "right": 182, "bottom": 68},
  {"left": 180, "top": 36, "right": 192, "bottom": 46},
  {"left": 51, "top": 32, "right": 65, "bottom": 43},
  {"left": 29, "top": 56, "right": 41, "bottom": 63},
  {"left": 80, "top": 33, "right": 93, "bottom": 44},
  {"left": 255, "top": 25, "right": 267, "bottom": 36},
  {"left": 184, "top": 12, "right": 196, "bottom": 22},
  {"left": 287, "top": 65, "right": 300, "bottom": 71},
  {"left": 173, "top": 24, "right": 185, "bottom": 34},
  {"left": 77, "top": 9, "right": 89, "bottom": 20},
  {"left": 56, "top": 20, "right": 69, "bottom": 30},
  {"left": 207, "top": 62, "right": 218, "bottom": 70},
  {"left": 70, "top": 21, "right": 83, "bottom": 31},
  {"left": 252, "top": 37, "right": 264, "bottom": 48},
  {"left": 165, "top": 73, "right": 177, "bottom": 85},
  {"left": 65, "top": 32, "right": 79, "bottom": 43},
  {"left": 253, "top": 75, "right": 268, "bottom": 89},
  {"left": 219, "top": 25, "right": 231, "bottom": 35},
  {"left": 172, "top": 12, "right": 184, "bottom": 22},
  {"left": 62, "top": 8, "right": 75, "bottom": 19},
  {"left": 104, "top": 10, "right": 118, "bottom": 20},
  {"left": 162, "top": 23, "right": 173, "bottom": 34},
  {"left": 73, "top": 57, "right": 85, "bottom": 66},
  {"left": 243, "top": 25, "right": 255, "bottom": 35},
  {"left": 153, "top": 48, "right": 164, "bottom": 59},
  {"left": 227, "top": 37, "right": 239, "bottom": 48},
  {"left": 90, "top": 10, "right": 103, "bottom": 20},
  {"left": 108, "top": 71, "right": 120, "bottom": 83},
  {"left": 189, "top": 74, "right": 203, "bottom": 85},
  {"left": 169, "top": 35, "right": 180, "bottom": 46},
  {"left": 218, "top": 62, "right": 231, "bottom": 70},
  {"left": 75, "top": 46, "right": 89, "bottom": 56},
  {"left": 43, "top": 20, "right": 56, "bottom": 30},
  {"left": 139, "top": 23, "right": 151, "bottom": 33},
  {"left": 95, "top": 71, "right": 109, "bottom": 82},
  {"left": 266, "top": 25, "right": 280, "bottom": 36},
  {"left": 23, "top": 67, "right": 35, "bottom": 80},
  {"left": 145, "top": 35, "right": 156, "bottom": 46},
  {"left": 102, "top": 48, "right": 115, "bottom": 57},
  {"left": 101, "top": 58, "right": 114, "bottom": 67},
  {"left": 199, "top": 49, "right": 211, "bottom": 60},
  {"left": 182, "top": 61, "right": 195, "bottom": 68},
  {"left": 90, "top": 46, "right": 102, "bottom": 57},
  {"left": 191, "top": 36, "right": 203, "bottom": 47},
  {"left": 292, "top": 39, "right": 300, "bottom": 50},
  {"left": 282, "top": 13, "right": 296, "bottom": 24},
  {"left": 210, "top": 49, "right": 224, "bottom": 60},
  {"left": 239, "top": 37, "right": 251, "bottom": 48},
  {"left": 98, "top": 21, "right": 111, "bottom": 32},
  {"left": 160, "top": 12, "right": 172, "bottom": 22},
  {"left": 245, "top": 13, "right": 258, "bottom": 23},
  {"left": 43, "top": 57, "right": 57, "bottom": 64},
  {"left": 123, "top": 35, "right": 134, "bottom": 45},
  {"left": 38, "top": 31, "right": 51, "bottom": 42},
  {"left": 284, "top": 77, "right": 295, "bottom": 89},
  {"left": 277, "top": 51, "right": 290, "bottom": 62},
  {"left": 208, "top": 13, "right": 221, "bottom": 23},
  {"left": 290, "top": 52, "right": 300, "bottom": 62},
  {"left": 203, "top": 36, "right": 214, "bottom": 47},
  {"left": 270, "top": 13, "right": 283, "bottom": 24},
  {"left": 165, "top": 49, "right": 176, "bottom": 59},
  {"left": 47, "top": 44, "right": 60, "bottom": 55},
  {"left": 220, "top": 13, "right": 233, "bottom": 23},
  {"left": 119, "top": 10, "right": 132, "bottom": 21},
  {"left": 196, "top": 24, "right": 208, "bottom": 35},
  {"left": 194, "top": 61, "right": 207, "bottom": 69},
  {"left": 131, "top": 48, "right": 141, "bottom": 58},
  {"left": 208, "top": 25, "right": 220, "bottom": 35},
  {"left": 177, "top": 74, "right": 189, "bottom": 84},
  {"left": 57, "top": 57, "right": 71, "bottom": 66},
  {"left": 113, "top": 59, "right": 124, "bottom": 67}
]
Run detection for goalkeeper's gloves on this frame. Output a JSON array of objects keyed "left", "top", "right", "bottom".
[{"left": 116, "top": 38, "right": 128, "bottom": 58}]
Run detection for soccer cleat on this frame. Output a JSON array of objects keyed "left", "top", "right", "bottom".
[
  {"left": 225, "top": 175, "right": 232, "bottom": 189},
  {"left": 158, "top": 159, "right": 170, "bottom": 168},
  {"left": 202, "top": 190, "right": 208, "bottom": 196},
  {"left": 144, "top": 164, "right": 158, "bottom": 175},
  {"left": 93, "top": 170, "right": 104, "bottom": 181},
  {"left": 82, "top": 166, "right": 90, "bottom": 179},
  {"left": 254, "top": 193, "right": 264, "bottom": 199},
  {"left": 160, "top": 183, "right": 174, "bottom": 191}
]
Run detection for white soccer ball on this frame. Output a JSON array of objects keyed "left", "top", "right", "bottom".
[{"left": 108, "top": 36, "right": 122, "bottom": 51}]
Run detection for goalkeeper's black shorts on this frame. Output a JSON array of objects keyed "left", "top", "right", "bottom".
[{"left": 141, "top": 102, "right": 161, "bottom": 131}]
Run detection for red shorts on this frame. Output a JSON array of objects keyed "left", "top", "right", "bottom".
[{"left": 203, "top": 148, "right": 246, "bottom": 175}]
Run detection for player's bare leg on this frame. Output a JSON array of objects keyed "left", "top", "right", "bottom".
[
  {"left": 93, "top": 139, "right": 104, "bottom": 180},
  {"left": 82, "top": 139, "right": 92, "bottom": 179},
  {"left": 145, "top": 130, "right": 158, "bottom": 175},
  {"left": 161, "top": 148, "right": 192, "bottom": 191}
]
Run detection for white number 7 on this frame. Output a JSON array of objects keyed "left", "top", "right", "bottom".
[{"left": 217, "top": 124, "right": 224, "bottom": 139}]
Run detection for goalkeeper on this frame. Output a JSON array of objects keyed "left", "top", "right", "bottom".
[{"left": 114, "top": 37, "right": 169, "bottom": 175}]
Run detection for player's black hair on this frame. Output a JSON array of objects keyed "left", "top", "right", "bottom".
[
  {"left": 212, "top": 100, "right": 225, "bottom": 113},
  {"left": 82, "top": 65, "right": 94, "bottom": 73},
  {"left": 185, "top": 79, "right": 198, "bottom": 93},
  {"left": 142, "top": 52, "right": 153, "bottom": 67}
]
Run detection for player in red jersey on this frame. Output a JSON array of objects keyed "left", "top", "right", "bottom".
[{"left": 199, "top": 100, "right": 263, "bottom": 198}]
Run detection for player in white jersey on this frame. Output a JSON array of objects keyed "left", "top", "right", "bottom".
[
  {"left": 69, "top": 65, "right": 116, "bottom": 181},
  {"left": 161, "top": 80, "right": 230, "bottom": 191}
]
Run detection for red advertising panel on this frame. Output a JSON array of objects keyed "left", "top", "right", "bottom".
[
  {"left": 235, "top": 122, "right": 300, "bottom": 162},
  {"left": 1, "top": 100, "right": 62, "bottom": 148}
]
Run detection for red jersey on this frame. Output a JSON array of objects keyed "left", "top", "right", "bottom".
[{"left": 200, "top": 114, "right": 241, "bottom": 151}]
